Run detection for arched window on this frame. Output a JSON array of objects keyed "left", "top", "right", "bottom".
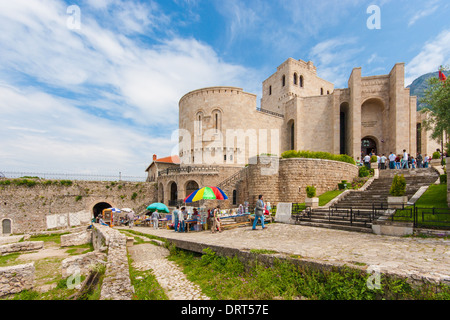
[
  {"left": 196, "top": 111, "right": 203, "bottom": 135},
  {"left": 321, "top": 88, "right": 324, "bottom": 95},
  {"left": 282, "top": 75, "right": 286, "bottom": 87},
  {"left": 299, "top": 75, "right": 304, "bottom": 88},
  {"left": 212, "top": 110, "right": 222, "bottom": 132},
  {"left": 293, "top": 73, "right": 298, "bottom": 85}
]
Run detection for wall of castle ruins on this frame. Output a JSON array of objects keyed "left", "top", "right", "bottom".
[{"left": 0, "top": 180, "right": 157, "bottom": 235}]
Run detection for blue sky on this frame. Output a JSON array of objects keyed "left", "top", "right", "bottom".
[{"left": 1, "top": 0, "right": 450, "bottom": 177}]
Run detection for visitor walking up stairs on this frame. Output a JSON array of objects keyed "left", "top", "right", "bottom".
[{"left": 296, "top": 168, "right": 440, "bottom": 233}]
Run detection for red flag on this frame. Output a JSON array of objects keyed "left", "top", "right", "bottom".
[{"left": 439, "top": 70, "right": 447, "bottom": 82}]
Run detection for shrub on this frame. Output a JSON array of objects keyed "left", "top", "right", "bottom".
[
  {"left": 60, "top": 180, "right": 73, "bottom": 186},
  {"left": 370, "top": 155, "right": 378, "bottom": 163},
  {"left": 281, "top": 150, "right": 356, "bottom": 165},
  {"left": 440, "top": 175, "right": 447, "bottom": 185},
  {"left": 338, "top": 180, "right": 348, "bottom": 190},
  {"left": 390, "top": 174, "right": 406, "bottom": 197},
  {"left": 0, "top": 179, "right": 11, "bottom": 186},
  {"left": 131, "top": 192, "right": 138, "bottom": 200},
  {"left": 306, "top": 186, "right": 316, "bottom": 198},
  {"left": 75, "top": 195, "right": 82, "bottom": 202},
  {"left": 12, "top": 179, "right": 36, "bottom": 187},
  {"left": 432, "top": 151, "right": 441, "bottom": 160},
  {"left": 359, "top": 166, "right": 369, "bottom": 177}
]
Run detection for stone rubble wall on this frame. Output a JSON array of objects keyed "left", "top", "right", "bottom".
[
  {"left": 0, "top": 263, "right": 35, "bottom": 297},
  {"left": 61, "top": 251, "right": 107, "bottom": 278},
  {"left": 92, "top": 224, "right": 134, "bottom": 300},
  {"left": 0, "top": 180, "right": 156, "bottom": 234},
  {"left": 0, "top": 241, "right": 44, "bottom": 256},
  {"left": 61, "top": 230, "right": 92, "bottom": 247}
]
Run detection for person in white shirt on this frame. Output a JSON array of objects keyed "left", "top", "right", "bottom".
[
  {"left": 178, "top": 207, "right": 186, "bottom": 232},
  {"left": 424, "top": 154, "right": 429, "bottom": 168},
  {"left": 402, "top": 150, "right": 409, "bottom": 169},
  {"left": 363, "top": 154, "right": 371, "bottom": 170},
  {"left": 380, "top": 154, "right": 387, "bottom": 170},
  {"left": 388, "top": 152, "right": 396, "bottom": 169}
]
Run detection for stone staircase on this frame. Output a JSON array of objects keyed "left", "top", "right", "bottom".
[
  {"left": 334, "top": 168, "right": 439, "bottom": 209},
  {"left": 296, "top": 168, "right": 440, "bottom": 233}
]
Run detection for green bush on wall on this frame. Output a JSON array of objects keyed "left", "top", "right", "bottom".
[
  {"left": 390, "top": 174, "right": 406, "bottom": 197},
  {"left": 281, "top": 150, "right": 356, "bottom": 165},
  {"left": 440, "top": 174, "right": 447, "bottom": 185},
  {"left": 432, "top": 151, "right": 441, "bottom": 160}
]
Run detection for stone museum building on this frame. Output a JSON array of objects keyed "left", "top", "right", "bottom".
[{"left": 148, "top": 58, "right": 442, "bottom": 207}]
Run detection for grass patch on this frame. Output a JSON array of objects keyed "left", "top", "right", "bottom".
[
  {"left": 318, "top": 190, "right": 344, "bottom": 206},
  {"left": 29, "top": 233, "right": 69, "bottom": 245},
  {"left": 64, "top": 243, "right": 94, "bottom": 256},
  {"left": 293, "top": 190, "right": 344, "bottom": 213},
  {"left": 414, "top": 185, "right": 449, "bottom": 208},
  {"left": 168, "top": 247, "right": 450, "bottom": 300},
  {"left": 249, "top": 249, "right": 278, "bottom": 255},
  {"left": 0, "top": 253, "right": 21, "bottom": 267},
  {"left": 394, "top": 185, "right": 450, "bottom": 228}
]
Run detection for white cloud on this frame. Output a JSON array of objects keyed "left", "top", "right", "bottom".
[
  {"left": 0, "top": 0, "right": 258, "bottom": 175},
  {"left": 408, "top": 1, "right": 440, "bottom": 27},
  {"left": 405, "top": 29, "right": 450, "bottom": 86},
  {"left": 309, "top": 37, "right": 363, "bottom": 87}
]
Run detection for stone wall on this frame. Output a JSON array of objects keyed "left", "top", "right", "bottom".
[
  {"left": 0, "top": 180, "right": 157, "bottom": 234},
  {"left": 0, "top": 263, "right": 35, "bottom": 297},
  {"left": 92, "top": 224, "right": 134, "bottom": 300},
  {"left": 0, "top": 241, "right": 44, "bottom": 256},
  {"left": 237, "top": 156, "right": 359, "bottom": 207},
  {"left": 61, "top": 251, "right": 107, "bottom": 278},
  {"left": 61, "top": 230, "right": 92, "bottom": 247}
]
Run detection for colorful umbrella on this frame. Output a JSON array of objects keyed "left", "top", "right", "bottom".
[
  {"left": 147, "top": 202, "right": 170, "bottom": 213},
  {"left": 184, "top": 186, "right": 228, "bottom": 203}
]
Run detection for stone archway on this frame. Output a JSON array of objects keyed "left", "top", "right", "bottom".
[
  {"left": 92, "top": 202, "right": 112, "bottom": 220},
  {"left": 361, "top": 98, "right": 386, "bottom": 155},
  {"left": 168, "top": 181, "right": 178, "bottom": 206},
  {"left": 361, "top": 137, "right": 378, "bottom": 156},
  {"left": 185, "top": 180, "right": 200, "bottom": 198}
]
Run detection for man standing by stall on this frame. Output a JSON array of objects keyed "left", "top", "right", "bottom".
[
  {"left": 253, "top": 195, "right": 266, "bottom": 230},
  {"left": 127, "top": 210, "right": 135, "bottom": 228}
]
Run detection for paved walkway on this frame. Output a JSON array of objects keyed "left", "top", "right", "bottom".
[
  {"left": 127, "top": 238, "right": 210, "bottom": 300},
  {"left": 128, "top": 224, "right": 450, "bottom": 285}
]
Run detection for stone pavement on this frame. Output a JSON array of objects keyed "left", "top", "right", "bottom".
[
  {"left": 129, "top": 224, "right": 450, "bottom": 285},
  {"left": 127, "top": 241, "right": 210, "bottom": 300}
]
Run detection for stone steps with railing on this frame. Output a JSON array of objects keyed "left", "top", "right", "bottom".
[{"left": 295, "top": 167, "right": 440, "bottom": 233}]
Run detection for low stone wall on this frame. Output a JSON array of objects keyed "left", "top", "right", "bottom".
[
  {"left": 61, "top": 230, "right": 92, "bottom": 247},
  {"left": 0, "top": 263, "right": 35, "bottom": 297},
  {"left": 238, "top": 156, "right": 359, "bottom": 207},
  {"left": 61, "top": 251, "right": 107, "bottom": 278},
  {"left": 0, "top": 241, "right": 44, "bottom": 256},
  {"left": 92, "top": 224, "right": 134, "bottom": 300}
]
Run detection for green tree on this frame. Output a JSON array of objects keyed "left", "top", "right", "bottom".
[{"left": 420, "top": 66, "right": 450, "bottom": 143}]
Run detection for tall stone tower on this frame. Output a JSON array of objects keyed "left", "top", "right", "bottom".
[{"left": 260, "top": 58, "right": 334, "bottom": 114}]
